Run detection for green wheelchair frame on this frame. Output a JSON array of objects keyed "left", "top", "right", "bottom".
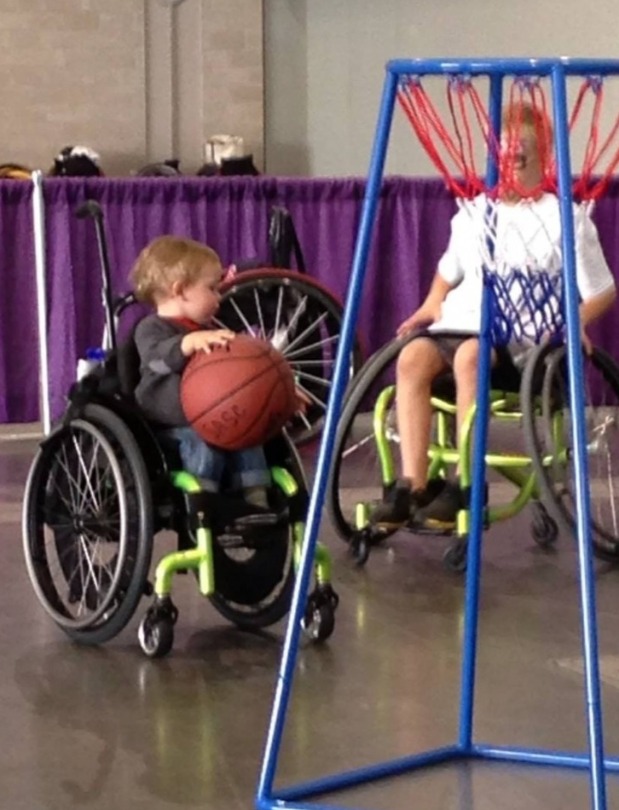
[
  {"left": 139, "top": 461, "right": 337, "bottom": 656},
  {"left": 353, "top": 382, "right": 555, "bottom": 571}
]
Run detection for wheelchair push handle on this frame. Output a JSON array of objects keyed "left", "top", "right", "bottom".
[{"left": 74, "top": 199, "right": 117, "bottom": 353}]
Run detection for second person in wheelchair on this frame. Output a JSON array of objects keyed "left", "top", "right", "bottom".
[
  {"left": 372, "top": 100, "right": 617, "bottom": 532},
  {"left": 130, "top": 235, "right": 281, "bottom": 514}
]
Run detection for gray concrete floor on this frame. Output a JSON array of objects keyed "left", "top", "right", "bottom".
[{"left": 4, "top": 433, "right": 619, "bottom": 810}]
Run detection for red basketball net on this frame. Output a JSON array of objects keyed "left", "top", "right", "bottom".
[
  {"left": 397, "top": 74, "right": 619, "bottom": 201},
  {"left": 397, "top": 74, "right": 619, "bottom": 347}
]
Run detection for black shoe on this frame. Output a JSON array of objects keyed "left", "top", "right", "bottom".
[
  {"left": 415, "top": 481, "right": 461, "bottom": 529},
  {"left": 408, "top": 478, "right": 448, "bottom": 522},
  {"left": 370, "top": 478, "right": 413, "bottom": 529}
]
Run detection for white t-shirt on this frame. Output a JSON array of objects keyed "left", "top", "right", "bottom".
[{"left": 430, "top": 193, "right": 615, "bottom": 334}]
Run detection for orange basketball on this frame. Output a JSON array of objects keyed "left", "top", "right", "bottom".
[{"left": 180, "top": 334, "right": 298, "bottom": 450}]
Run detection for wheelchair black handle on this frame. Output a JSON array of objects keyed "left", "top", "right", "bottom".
[{"left": 113, "top": 291, "right": 137, "bottom": 319}]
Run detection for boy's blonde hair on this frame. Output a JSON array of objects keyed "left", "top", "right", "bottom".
[{"left": 130, "top": 236, "right": 221, "bottom": 305}]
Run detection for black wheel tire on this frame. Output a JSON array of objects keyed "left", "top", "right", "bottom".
[
  {"left": 442, "top": 540, "right": 468, "bottom": 573},
  {"left": 208, "top": 432, "right": 305, "bottom": 630},
  {"left": 326, "top": 333, "right": 421, "bottom": 542},
  {"left": 209, "top": 534, "right": 296, "bottom": 630},
  {"left": 217, "top": 269, "right": 363, "bottom": 446},
  {"left": 521, "top": 343, "right": 619, "bottom": 562},
  {"left": 138, "top": 615, "right": 174, "bottom": 659},
  {"left": 350, "top": 534, "right": 371, "bottom": 566},
  {"left": 22, "top": 403, "right": 154, "bottom": 645},
  {"left": 530, "top": 502, "right": 559, "bottom": 548}
]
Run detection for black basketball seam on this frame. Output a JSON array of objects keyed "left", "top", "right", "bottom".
[
  {"left": 232, "top": 354, "right": 295, "bottom": 445},
  {"left": 183, "top": 345, "right": 275, "bottom": 419},
  {"left": 183, "top": 339, "right": 296, "bottom": 448},
  {"left": 220, "top": 354, "right": 285, "bottom": 446},
  {"left": 210, "top": 352, "right": 294, "bottom": 448},
  {"left": 182, "top": 341, "right": 270, "bottom": 386}
]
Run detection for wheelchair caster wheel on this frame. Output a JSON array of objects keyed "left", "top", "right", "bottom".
[
  {"left": 138, "top": 615, "right": 174, "bottom": 658},
  {"left": 302, "top": 603, "right": 335, "bottom": 643},
  {"left": 443, "top": 540, "right": 467, "bottom": 573},
  {"left": 302, "top": 584, "right": 338, "bottom": 642},
  {"left": 531, "top": 503, "right": 559, "bottom": 548},
  {"left": 138, "top": 597, "right": 178, "bottom": 658},
  {"left": 350, "top": 532, "right": 371, "bottom": 566}
]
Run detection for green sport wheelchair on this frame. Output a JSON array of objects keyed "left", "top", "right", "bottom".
[{"left": 327, "top": 326, "right": 619, "bottom": 572}]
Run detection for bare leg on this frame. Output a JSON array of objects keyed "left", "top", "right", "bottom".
[
  {"left": 453, "top": 338, "right": 496, "bottom": 474},
  {"left": 396, "top": 337, "right": 447, "bottom": 490},
  {"left": 453, "top": 338, "right": 481, "bottom": 443}
]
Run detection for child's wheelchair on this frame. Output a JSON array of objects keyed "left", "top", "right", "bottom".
[
  {"left": 22, "top": 319, "right": 339, "bottom": 658},
  {"left": 327, "top": 329, "right": 619, "bottom": 571},
  {"left": 21, "top": 206, "right": 339, "bottom": 659}
]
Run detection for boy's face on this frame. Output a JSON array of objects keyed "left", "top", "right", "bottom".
[
  {"left": 180, "top": 262, "right": 223, "bottom": 324},
  {"left": 500, "top": 124, "right": 546, "bottom": 194}
]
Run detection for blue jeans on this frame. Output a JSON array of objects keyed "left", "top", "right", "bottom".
[{"left": 159, "top": 426, "right": 270, "bottom": 492}]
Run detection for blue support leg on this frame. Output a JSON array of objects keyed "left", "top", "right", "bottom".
[
  {"left": 255, "top": 65, "right": 400, "bottom": 809},
  {"left": 552, "top": 63, "right": 607, "bottom": 810}
]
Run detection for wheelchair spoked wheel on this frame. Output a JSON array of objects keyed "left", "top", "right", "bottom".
[
  {"left": 22, "top": 404, "right": 154, "bottom": 644},
  {"left": 521, "top": 343, "right": 619, "bottom": 562},
  {"left": 216, "top": 269, "right": 363, "bottom": 446},
  {"left": 327, "top": 335, "right": 412, "bottom": 546}
]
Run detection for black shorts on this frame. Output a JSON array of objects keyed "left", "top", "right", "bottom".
[{"left": 422, "top": 330, "right": 521, "bottom": 393}]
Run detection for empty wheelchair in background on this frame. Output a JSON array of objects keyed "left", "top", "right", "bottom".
[
  {"left": 215, "top": 206, "right": 364, "bottom": 446},
  {"left": 327, "top": 281, "right": 619, "bottom": 571},
  {"left": 22, "top": 202, "right": 339, "bottom": 658},
  {"left": 217, "top": 269, "right": 363, "bottom": 446}
]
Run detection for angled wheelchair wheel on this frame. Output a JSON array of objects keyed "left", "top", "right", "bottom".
[
  {"left": 521, "top": 343, "right": 619, "bottom": 562},
  {"left": 207, "top": 433, "right": 305, "bottom": 629},
  {"left": 22, "top": 404, "right": 154, "bottom": 644},
  {"left": 216, "top": 269, "right": 363, "bottom": 445},
  {"left": 327, "top": 335, "right": 412, "bottom": 541}
]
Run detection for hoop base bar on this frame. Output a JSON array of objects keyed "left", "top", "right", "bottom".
[{"left": 260, "top": 746, "right": 619, "bottom": 809}]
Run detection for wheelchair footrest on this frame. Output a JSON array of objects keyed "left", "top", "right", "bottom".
[
  {"left": 406, "top": 521, "right": 455, "bottom": 538},
  {"left": 232, "top": 511, "right": 282, "bottom": 529},
  {"left": 217, "top": 509, "right": 289, "bottom": 549}
]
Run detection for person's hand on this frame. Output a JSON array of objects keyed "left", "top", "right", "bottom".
[
  {"left": 181, "top": 329, "right": 235, "bottom": 356},
  {"left": 581, "top": 326, "right": 593, "bottom": 356},
  {"left": 396, "top": 302, "right": 441, "bottom": 337}
]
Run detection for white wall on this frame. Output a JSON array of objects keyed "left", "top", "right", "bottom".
[
  {"left": 264, "top": 0, "right": 619, "bottom": 177},
  {"left": 0, "top": 0, "right": 263, "bottom": 176}
]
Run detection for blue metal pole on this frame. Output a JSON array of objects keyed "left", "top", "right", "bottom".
[
  {"left": 255, "top": 65, "right": 399, "bottom": 807},
  {"left": 457, "top": 71, "right": 503, "bottom": 751},
  {"left": 551, "top": 64, "right": 608, "bottom": 810}
]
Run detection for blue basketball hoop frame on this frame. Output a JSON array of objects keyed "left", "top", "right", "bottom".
[{"left": 256, "top": 58, "right": 619, "bottom": 810}]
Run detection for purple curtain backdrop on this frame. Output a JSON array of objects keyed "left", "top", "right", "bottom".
[{"left": 1, "top": 175, "right": 618, "bottom": 424}]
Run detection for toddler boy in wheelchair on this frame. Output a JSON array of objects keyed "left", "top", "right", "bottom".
[
  {"left": 371, "top": 101, "right": 617, "bottom": 532},
  {"left": 130, "top": 235, "right": 301, "bottom": 514}
]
